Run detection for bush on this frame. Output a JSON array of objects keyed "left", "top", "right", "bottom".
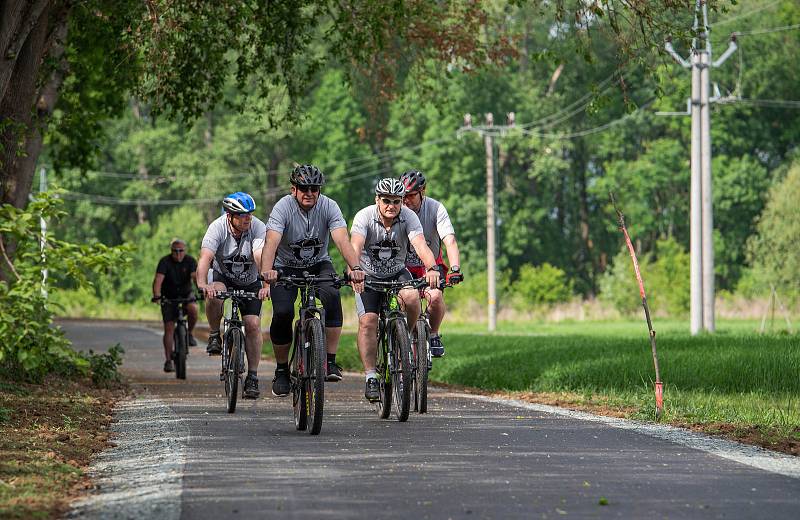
[
  {"left": 514, "top": 263, "right": 573, "bottom": 307},
  {"left": 85, "top": 344, "right": 125, "bottom": 387},
  {"left": 0, "top": 192, "right": 129, "bottom": 381},
  {"left": 598, "top": 237, "right": 689, "bottom": 316}
]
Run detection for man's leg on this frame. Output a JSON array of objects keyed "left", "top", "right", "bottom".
[
  {"left": 424, "top": 288, "right": 447, "bottom": 357},
  {"left": 186, "top": 301, "right": 198, "bottom": 332},
  {"left": 204, "top": 282, "right": 226, "bottom": 354},
  {"left": 268, "top": 282, "right": 296, "bottom": 396},
  {"left": 163, "top": 321, "right": 176, "bottom": 360},
  {"left": 399, "top": 288, "right": 421, "bottom": 331},
  {"left": 242, "top": 314, "right": 263, "bottom": 399}
]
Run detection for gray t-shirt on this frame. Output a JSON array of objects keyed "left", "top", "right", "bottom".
[
  {"left": 405, "top": 196, "right": 455, "bottom": 267},
  {"left": 201, "top": 214, "right": 266, "bottom": 286},
  {"left": 266, "top": 194, "right": 347, "bottom": 268},
  {"left": 351, "top": 205, "right": 424, "bottom": 278}
]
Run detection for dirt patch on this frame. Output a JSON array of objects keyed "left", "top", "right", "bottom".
[
  {"left": 0, "top": 376, "right": 126, "bottom": 519},
  {"left": 431, "top": 381, "right": 800, "bottom": 457}
]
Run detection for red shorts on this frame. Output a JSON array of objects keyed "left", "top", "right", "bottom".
[{"left": 407, "top": 262, "right": 447, "bottom": 279}]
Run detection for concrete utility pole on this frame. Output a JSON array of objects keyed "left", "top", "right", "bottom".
[
  {"left": 665, "top": 0, "right": 737, "bottom": 334},
  {"left": 461, "top": 112, "right": 515, "bottom": 332}
]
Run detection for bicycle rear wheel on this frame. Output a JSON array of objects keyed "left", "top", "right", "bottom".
[
  {"left": 174, "top": 322, "right": 188, "bottom": 380},
  {"left": 413, "top": 318, "right": 429, "bottom": 413},
  {"left": 304, "top": 318, "right": 326, "bottom": 435},
  {"left": 376, "top": 329, "right": 392, "bottom": 419},
  {"left": 225, "top": 328, "right": 242, "bottom": 413},
  {"left": 291, "top": 322, "right": 307, "bottom": 431},
  {"left": 389, "top": 318, "right": 412, "bottom": 422}
]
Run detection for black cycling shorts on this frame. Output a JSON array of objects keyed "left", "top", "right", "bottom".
[
  {"left": 269, "top": 261, "right": 343, "bottom": 345},
  {"left": 211, "top": 270, "right": 263, "bottom": 317},
  {"left": 355, "top": 269, "right": 413, "bottom": 317},
  {"left": 160, "top": 294, "right": 195, "bottom": 323}
]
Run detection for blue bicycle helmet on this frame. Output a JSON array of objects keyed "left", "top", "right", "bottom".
[{"left": 222, "top": 192, "right": 256, "bottom": 214}]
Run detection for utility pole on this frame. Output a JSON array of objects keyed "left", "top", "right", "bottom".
[
  {"left": 665, "top": 0, "right": 737, "bottom": 334},
  {"left": 461, "top": 111, "right": 515, "bottom": 332},
  {"left": 39, "top": 167, "right": 48, "bottom": 298}
]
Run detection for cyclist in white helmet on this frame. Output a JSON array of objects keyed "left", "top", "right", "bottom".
[
  {"left": 400, "top": 169, "right": 463, "bottom": 358},
  {"left": 349, "top": 178, "right": 440, "bottom": 402},
  {"left": 197, "top": 192, "right": 269, "bottom": 399}
]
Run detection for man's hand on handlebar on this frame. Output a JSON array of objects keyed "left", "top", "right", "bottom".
[
  {"left": 424, "top": 267, "right": 440, "bottom": 289},
  {"left": 348, "top": 266, "right": 365, "bottom": 294},
  {"left": 262, "top": 269, "right": 279, "bottom": 284},
  {"left": 258, "top": 284, "right": 270, "bottom": 301},
  {"left": 197, "top": 283, "right": 219, "bottom": 300},
  {"left": 151, "top": 295, "right": 161, "bottom": 303}
]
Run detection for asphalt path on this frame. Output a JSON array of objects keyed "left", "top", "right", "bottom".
[{"left": 62, "top": 320, "right": 800, "bottom": 519}]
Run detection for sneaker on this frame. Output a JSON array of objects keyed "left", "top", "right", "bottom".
[
  {"left": 271, "top": 367, "right": 290, "bottom": 397},
  {"left": 243, "top": 374, "right": 260, "bottom": 399},
  {"left": 429, "top": 334, "right": 445, "bottom": 358},
  {"left": 326, "top": 361, "right": 342, "bottom": 382},
  {"left": 188, "top": 334, "right": 197, "bottom": 347},
  {"left": 364, "top": 377, "right": 380, "bottom": 402},
  {"left": 206, "top": 332, "right": 222, "bottom": 355},
  {"left": 163, "top": 360, "right": 174, "bottom": 373}
]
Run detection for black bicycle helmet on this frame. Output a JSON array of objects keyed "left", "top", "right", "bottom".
[
  {"left": 290, "top": 164, "right": 325, "bottom": 186},
  {"left": 400, "top": 169, "right": 426, "bottom": 192}
]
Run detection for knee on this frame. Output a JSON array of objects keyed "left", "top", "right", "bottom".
[
  {"left": 244, "top": 317, "right": 261, "bottom": 335},
  {"left": 359, "top": 314, "right": 377, "bottom": 333}
]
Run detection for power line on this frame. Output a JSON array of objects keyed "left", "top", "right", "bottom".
[
  {"left": 734, "top": 23, "right": 800, "bottom": 36},
  {"left": 710, "top": 0, "right": 783, "bottom": 27},
  {"left": 715, "top": 97, "right": 800, "bottom": 108}
]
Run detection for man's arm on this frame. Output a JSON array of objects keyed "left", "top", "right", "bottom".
[
  {"left": 350, "top": 231, "right": 365, "bottom": 260},
  {"left": 152, "top": 273, "right": 165, "bottom": 301},
  {"left": 442, "top": 234, "right": 461, "bottom": 269},
  {"left": 196, "top": 248, "right": 216, "bottom": 295},
  {"left": 332, "top": 227, "right": 364, "bottom": 290},
  {"left": 252, "top": 246, "right": 270, "bottom": 300},
  {"left": 260, "top": 229, "right": 282, "bottom": 282}
]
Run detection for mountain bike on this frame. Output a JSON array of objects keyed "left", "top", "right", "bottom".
[
  {"left": 159, "top": 296, "right": 196, "bottom": 380},
  {"left": 214, "top": 289, "right": 259, "bottom": 413},
  {"left": 274, "top": 271, "right": 350, "bottom": 435},
  {"left": 411, "top": 278, "right": 457, "bottom": 414},
  {"left": 365, "top": 277, "right": 428, "bottom": 422}
]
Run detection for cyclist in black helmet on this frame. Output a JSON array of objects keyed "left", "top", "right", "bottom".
[
  {"left": 197, "top": 192, "right": 270, "bottom": 399},
  {"left": 400, "top": 169, "right": 463, "bottom": 358},
  {"left": 261, "top": 165, "right": 365, "bottom": 396}
]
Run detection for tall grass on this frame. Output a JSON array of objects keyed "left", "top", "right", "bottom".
[{"left": 333, "top": 321, "right": 800, "bottom": 430}]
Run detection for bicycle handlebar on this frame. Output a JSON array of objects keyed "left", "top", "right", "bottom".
[
  {"left": 213, "top": 290, "right": 260, "bottom": 301},
  {"left": 273, "top": 271, "right": 352, "bottom": 289},
  {"left": 364, "top": 277, "right": 429, "bottom": 292}
]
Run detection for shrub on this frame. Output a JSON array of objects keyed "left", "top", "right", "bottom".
[
  {"left": 0, "top": 192, "right": 129, "bottom": 381},
  {"left": 514, "top": 263, "right": 573, "bottom": 307}
]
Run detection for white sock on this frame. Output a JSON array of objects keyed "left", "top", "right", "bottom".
[{"left": 365, "top": 371, "right": 376, "bottom": 381}]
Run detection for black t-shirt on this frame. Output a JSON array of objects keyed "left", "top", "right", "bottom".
[{"left": 156, "top": 255, "right": 197, "bottom": 298}]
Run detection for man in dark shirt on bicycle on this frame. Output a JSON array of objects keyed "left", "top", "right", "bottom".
[
  {"left": 261, "top": 165, "right": 365, "bottom": 397},
  {"left": 152, "top": 239, "right": 198, "bottom": 373}
]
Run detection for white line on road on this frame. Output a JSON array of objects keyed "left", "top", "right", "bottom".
[{"left": 464, "top": 394, "right": 800, "bottom": 480}]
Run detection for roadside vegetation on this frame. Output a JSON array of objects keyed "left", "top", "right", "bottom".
[{"left": 329, "top": 320, "right": 799, "bottom": 455}]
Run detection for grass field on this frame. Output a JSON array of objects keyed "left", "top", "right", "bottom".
[{"left": 323, "top": 319, "right": 799, "bottom": 452}]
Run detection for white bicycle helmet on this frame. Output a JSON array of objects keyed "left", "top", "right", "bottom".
[{"left": 375, "top": 178, "right": 406, "bottom": 197}]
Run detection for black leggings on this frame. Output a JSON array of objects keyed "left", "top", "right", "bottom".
[{"left": 269, "top": 261, "right": 343, "bottom": 345}]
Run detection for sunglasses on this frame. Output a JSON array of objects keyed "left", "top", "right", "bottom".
[
  {"left": 297, "top": 185, "right": 320, "bottom": 193},
  {"left": 172, "top": 248, "right": 185, "bottom": 253},
  {"left": 380, "top": 197, "right": 402, "bottom": 206}
]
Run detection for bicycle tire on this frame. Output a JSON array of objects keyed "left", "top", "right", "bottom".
[
  {"left": 376, "top": 326, "right": 392, "bottom": 419},
  {"left": 174, "top": 322, "right": 187, "bottom": 380},
  {"left": 291, "top": 322, "right": 307, "bottom": 431},
  {"left": 305, "top": 318, "right": 326, "bottom": 435},
  {"left": 413, "top": 318, "right": 430, "bottom": 413},
  {"left": 390, "top": 318, "right": 412, "bottom": 422},
  {"left": 225, "top": 328, "right": 242, "bottom": 413}
]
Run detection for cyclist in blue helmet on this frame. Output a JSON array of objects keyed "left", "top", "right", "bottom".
[{"left": 197, "top": 191, "right": 269, "bottom": 399}]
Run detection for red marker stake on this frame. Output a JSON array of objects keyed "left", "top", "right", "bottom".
[{"left": 610, "top": 193, "right": 663, "bottom": 419}]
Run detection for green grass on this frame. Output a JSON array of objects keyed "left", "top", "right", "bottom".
[{"left": 324, "top": 320, "right": 800, "bottom": 433}]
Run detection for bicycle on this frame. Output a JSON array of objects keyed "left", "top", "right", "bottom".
[
  {"left": 364, "top": 277, "right": 428, "bottom": 422},
  {"left": 213, "top": 289, "right": 259, "bottom": 413},
  {"left": 158, "top": 296, "right": 196, "bottom": 380},
  {"left": 273, "top": 271, "right": 351, "bottom": 435},
  {"left": 411, "top": 278, "right": 457, "bottom": 414}
]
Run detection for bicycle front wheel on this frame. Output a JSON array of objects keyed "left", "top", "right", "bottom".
[
  {"left": 304, "top": 318, "right": 326, "bottom": 435},
  {"left": 413, "top": 318, "right": 429, "bottom": 413},
  {"left": 389, "top": 318, "right": 412, "bottom": 422},
  {"left": 225, "top": 328, "right": 243, "bottom": 413},
  {"left": 174, "top": 322, "right": 188, "bottom": 380},
  {"left": 291, "top": 322, "right": 307, "bottom": 431}
]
